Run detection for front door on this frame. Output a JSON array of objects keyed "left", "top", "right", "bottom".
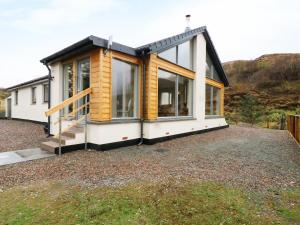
[
  {"left": 7, "top": 98, "right": 11, "bottom": 119},
  {"left": 77, "top": 58, "right": 90, "bottom": 118}
]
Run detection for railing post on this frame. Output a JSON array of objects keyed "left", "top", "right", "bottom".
[
  {"left": 58, "top": 109, "right": 62, "bottom": 156},
  {"left": 84, "top": 95, "right": 88, "bottom": 151}
]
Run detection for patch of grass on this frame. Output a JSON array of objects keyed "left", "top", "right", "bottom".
[{"left": 0, "top": 181, "right": 299, "bottom": 225}]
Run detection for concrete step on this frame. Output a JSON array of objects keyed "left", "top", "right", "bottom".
[
  {"left": 62, "top": 127, "right": 84, "bottom": 138},
  {"left": 51, "top": 135, "right": 73, "bottom": 145},
  {"left": 40, "top": 141, "right": 60, "bottom": 154}
]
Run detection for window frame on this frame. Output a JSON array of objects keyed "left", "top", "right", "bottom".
[
  {"left": 205, "top": 78, "right": 224, "bottom": 117},
  {"left": 111, "top": 57, "right": 139, "bottom": 120},
  {"left": 158, "top": 68, "right": 193, "bottom": 118},
  {"left": 31, "top": 86, "right": 37, "bottom": 104},
  {"left": 43, "top": 83, "right": 49, "bottom": 103}
]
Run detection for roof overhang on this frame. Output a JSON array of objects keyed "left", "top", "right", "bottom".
[{"left": 6, "top": 75, "right": 48, "bottom": 91}]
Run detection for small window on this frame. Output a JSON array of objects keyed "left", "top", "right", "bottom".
[
  {"left": 31, "top": 87, "right": 36, "bottom": 104},
  {"left": 205, "top": 84, "right": 221, "bottom": 116},
  {"left": 15, "top": 90, "right": 18, "bottom": 105},
  {"left": 112, "top": 58, "right": 139, "bottom": 118},
  {"left": 43, "top": 84, "right": 49, "bottom": 103}
]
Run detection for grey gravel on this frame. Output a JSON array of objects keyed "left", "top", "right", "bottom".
[{"left": 0, "top": 122, "right": 300, "bottom": 191}]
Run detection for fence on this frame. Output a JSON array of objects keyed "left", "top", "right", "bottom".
[{"left": 287, "top": 115, "right": 300, "bottom": 143}]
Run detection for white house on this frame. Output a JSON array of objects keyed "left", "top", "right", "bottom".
[
  {"left": 5, "top": 76, "right": 49, "bottom": 124},
  {"left": 6, "top": 24, "right": 229, "bottom": 154}
]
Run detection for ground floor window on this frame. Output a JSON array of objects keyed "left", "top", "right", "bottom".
[
  {"left": 31, "top": 87, "right": 36, "bottom": 104},
  {"left": 205, "top": 84, "right": 221, "bottom": 116},
  {"left": 158, "top": 69, "right": 193, "bottom": 117},
  {"left": 43, "top": 84, "right": 49, "bottom": 103},
  {"left": 112, "top": 58, "right": 138, "bottom": 118}
]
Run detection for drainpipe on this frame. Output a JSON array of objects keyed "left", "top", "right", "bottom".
[
  {"left": 43, "top": 62, "right": 52, "bottom": 137},
  {"left": 138, "top": 48, "right": 150, "bottom": 145}
]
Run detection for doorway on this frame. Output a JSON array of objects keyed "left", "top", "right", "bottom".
[{"left": 7, "top": 98, "right": 11, "bottom": 119}]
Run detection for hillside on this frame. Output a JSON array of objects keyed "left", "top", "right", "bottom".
[{"left": 223, "top": 53, "right": 300, "bottom": 114}]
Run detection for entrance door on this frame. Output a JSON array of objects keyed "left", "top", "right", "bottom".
[
  {"left": 7, "top": 98, "right": 11, "bottom": 119},
  {"left": 77, "top": 58, "right": 90, "bottom": 118},
  {"left": 62, "top": 64, "right": 73, "bottom": 117}
]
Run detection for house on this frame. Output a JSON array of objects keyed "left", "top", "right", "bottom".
[
  {"left": 5, "top": 76, "right": 49, "bottom": 124},
  {"left": 8, "top": 25, "right": 229, "bottom": 154}
]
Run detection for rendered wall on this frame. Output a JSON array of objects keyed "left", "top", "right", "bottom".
[{"left": 6, "top": 83, "right": 48, "bottom": 123}]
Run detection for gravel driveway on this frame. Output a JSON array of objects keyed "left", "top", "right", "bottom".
[
  {"left": 0, "top": 120, "right": 47, "bottom": 152},
  {"left": 0, "top": 125, "right": 300, "bottom": 190}
]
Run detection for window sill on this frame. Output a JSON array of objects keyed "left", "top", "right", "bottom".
[
  {"left": 205, "top": 115, "right": 224, "bottom": 119},
  {"left": 146, "top": 117, "right": 196, "bottom": 123}
]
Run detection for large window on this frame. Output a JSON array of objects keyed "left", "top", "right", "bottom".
[
  {"left": 205, "top": 84, "right": 221, "bottom": 116},
  {"left": 158, "top": 69, "right": 193, "bottom": 117},
  {"left": 112, "top": 58, "right": 138, "bottom": 118},
  {"left": 158, "top": 39, "right": 194, "bottom": 70},
  {"left": 206, "top": 53, "right": 221, "bottom": 82},
  {"left": 31, "top": 87, "right": 36, "bottom": 104},
  {"left": 15, "top": 90, "right": 18, "bottom": 105},
  {"left": 43, "top": 84, "right": 49, "bottom": 103}
]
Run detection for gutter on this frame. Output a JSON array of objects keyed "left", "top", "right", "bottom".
[{"left": 43, "top": 62, "right": 52, "bottom": 137}]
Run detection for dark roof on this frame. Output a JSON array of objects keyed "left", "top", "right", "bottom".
[
  {"left": 7, "top": 75, "right": 48, "bottom": 91},
  {"left": 40, "top": 36, "right": 136, "bottom": 64},
  {"left": 40, "top": 26, "right": 228, "bottom": 86}
]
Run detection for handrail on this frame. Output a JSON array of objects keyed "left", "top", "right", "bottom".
[
  {"left": 53, "top": 102, "right": 90, "bottom": 125},
  {"left": 45, "top": 87, "right": 92, "bottom": 117}
]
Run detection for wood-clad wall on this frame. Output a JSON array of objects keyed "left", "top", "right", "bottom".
[
  {"left": 90, "top": 49, "right": 112, "bottom": 121},
  {"left": 205, "top": 77, "right": 225, "bottom": 116}
]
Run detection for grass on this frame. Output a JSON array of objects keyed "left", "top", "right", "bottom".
[{"left": 0, "top": 181, "right": 300, "bottom": 225}]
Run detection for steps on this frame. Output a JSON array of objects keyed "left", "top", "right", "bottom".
[{"left": 41, "top": 127, "right": 85, "bottom": 154}]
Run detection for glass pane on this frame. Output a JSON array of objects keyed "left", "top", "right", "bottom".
[
  {"left": 206, "top": 53, "right": 221, "bottom": 82},
  {"left": 158, "top": 69, "right": 176, "bottom": 117},
  {"left": 77, "top": 59, "right": 90, "bottom": 116},
  {"left": 178, "top": 76, "right": 192, "bottom": 116},
  {"left": 112, "top": 59, "right": 137, "bottom": 118},
  {"left": 63, "top": 64, "right": 73, "bottom": 114},
  {"left": 212, "top": 86, "right": 220, "bottom": 115},
  {"left": 178, "top": 41, "right": 192, "bottom": 69},
  {"left": 205, "top": 84, "right": 221, "bottom": 115},
  {"left": 32, "top": 87, "right": 36, "bottom": 103},
  {"left": 158, "top": 47, "right": 176, "bottom": 64},
  {"left": 44, "top": 84, "right": 49, "bottom": 102},
  {"left": 205, "top": 85, "right": 212, "bottom": 115}
]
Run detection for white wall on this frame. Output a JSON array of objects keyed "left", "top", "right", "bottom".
[{"left": 6, "top": 82, "right": 48, "bottom": 123}]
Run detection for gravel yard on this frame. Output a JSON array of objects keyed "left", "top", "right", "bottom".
[
  {"left": 0, "top": 124, "right": 300, "bottom": 190},
  {"left": 0, "top": 120, "right": 47, "bottom": 152}
]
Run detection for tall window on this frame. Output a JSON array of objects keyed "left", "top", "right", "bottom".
[
  {"left": 112, "top": 58, "right": 138, "bottom": 118},
  {"left": 206, "top": 53, "right": 221, "bottom": 82},
  {"left": 158, "top": 69, "right": 193, "bottom": 117},
  {"left": 205, "top": 84, "right": 221, "bottom": 116},
  {"left": 15, "top": 90, "right": 18, "bottom": 105},
  {"left": 43, "top": 84, "right": 49, "bottom": 103},
  {"left": 31, "top": 87, "right": 36, "bottom": 104},
  {"left": 63, "top": 64, "right": 73, "bottom": 114},
  {"left": 158, "top": 39, "right": 194, "bottom": 70}
]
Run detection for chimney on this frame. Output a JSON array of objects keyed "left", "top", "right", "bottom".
[{"left": 185, "top": 14, "right": 191, "bottom": 32}]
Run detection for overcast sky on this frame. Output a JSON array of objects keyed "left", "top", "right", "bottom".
[{"left": 0, "top": 0, "right": 299, "bottom": 87}]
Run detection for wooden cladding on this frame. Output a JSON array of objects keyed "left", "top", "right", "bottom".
[
  {"left": 154, "top": 56, "right": 195, "bottom": 79},
  {"left": 90, "top": 49, "right": 112, "bottom": 121},
  {"left": 205, "top": 77, "right": 225, "bottom": 116}
]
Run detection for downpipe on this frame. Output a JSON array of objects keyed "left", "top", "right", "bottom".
[{"left": 44, "top": 62, "right": 53, "bottom": 137}]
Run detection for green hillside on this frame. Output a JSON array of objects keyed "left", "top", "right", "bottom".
[{"left": 223, "top": 53, "right": 300, "bottom": 126}]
